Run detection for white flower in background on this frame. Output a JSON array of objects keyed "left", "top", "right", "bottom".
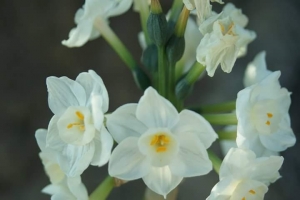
[
  {"left": 197, "top": 16, "right": 256, "bottom": 77},
  {"left": 46, "top": 70, "right": 113, "bottom": 177},
  {"left": 200, "top": 3, "right": 249, "bottom": 35},
  {"left": 36, "top": 129, "right": 88, "bottom": 200},
  {"left": 62, "top": 0, "right": 133, "bottom": 47},
  {"left": 107, "top": 87, "right": 217, "bottom": 197},
  {"left": 219, "top": 125, "right": 237, "bottom": 156},
  {"left": 207, "top": 148, "right": 283, "bottom": 200},
  {"left": 244, "top": 51, "right": 272, "bottom": 87},
  {"left": 183, "top": 0, "right": 224, "bottom": 23},
  {"left": 236, "top": 71, "right": 296, "bottom": 157}
]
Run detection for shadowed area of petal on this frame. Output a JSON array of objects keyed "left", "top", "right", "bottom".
[
  {"left": 107, "top": 104, "right": 147, "bottom": 143},
  {"left": 47, "top": 76, "right": 86, "bottom": 115},
  {"left": 143, "top": 165, "right": 183, "bottom": 198},
  {"left": 57, "top": 142, "right": 95, "bottom": 177},
  {"left": 169, "top": 132, "right": 212, "bottom": 177},
  {"left": 109, "top": 137, "right": 150, "bottom": 180},
  {"left": 172, "top": 110, "right": 217, "bottom": 148},
  {"left": 91, "top": 127, "right": 113, "bottom": 167}
]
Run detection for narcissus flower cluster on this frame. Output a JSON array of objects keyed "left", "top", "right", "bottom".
[{"left": 35, "top": 0, "right": 296, "bottom": 199}]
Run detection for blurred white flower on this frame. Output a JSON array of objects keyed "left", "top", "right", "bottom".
[
  {"left": 36, "top": 129, "right": 88, "bottom": 200},
  {"left": 236, "top": 71, "right": 296, "bottom": 156},
  {"left": 107, "top": 87, "right": 217, "bottom": 198},
  {"left": 62, "top": 0, "right": 132, "bottom": 47},
  {"left": 207, "top": 148, "right": 283, "bottom": 200},
  {"left": 46, "top": 70, "right": 113, "bottom": 177},
  {"left": 243, "top": 51, "right": 272, "bottom": 87},
  {"left": 197, "top": 16, "right": 256, "bottom": 77},
  {"left": 183, "top": 0, "right": 223, "bottom": 23}
]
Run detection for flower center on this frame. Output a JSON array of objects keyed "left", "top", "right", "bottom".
[
  {"left": 219, "top": 22, "right": 236, "bottom": 36},
  {"left": 67, "top": 111, "right": 85, "bottom": 131},
  {"left": 265, "top": 112, "right": 273, "bottom": 126},
  {"left": 150, "top": 133, "right": 170, "bottom": 153},
  {"left": 242, "top": 189, "right": 256, "bottom": 200}
]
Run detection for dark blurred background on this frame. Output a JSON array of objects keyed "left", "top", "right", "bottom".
[{"left": 0, "top": 0, "right": 299, "bottom": 199}]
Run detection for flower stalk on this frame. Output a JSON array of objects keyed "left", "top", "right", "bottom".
[
  {"left": 217, "top": 130, "right": 237, "bottom": 140},
  {"left": 208, "top": 150, "right": 222, "bottom": 174},
  {"left": 89, "top": 176, "right": 114, "bottom": 200},
  {"left": 189, "top": 101, "right": 236, "bottom": 113},
  {"left": 201, "top": 113, "right": 238, "bottom": 125}
]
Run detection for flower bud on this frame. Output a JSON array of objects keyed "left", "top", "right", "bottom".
[
  {"left": 141, "top": 44, "right": 158, "bottom": 73},
  {"left": 175, "top": 77, "right": 194, "bottom": 100},
  {"left": 147, "top": 0, "right": 168, "bottom": 46},
  {"left": 132, "top": 67, "right": 152, "bottom": 90}
]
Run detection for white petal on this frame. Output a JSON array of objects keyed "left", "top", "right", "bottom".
[
  {"left": 35, "top": 128, "right": 47, "bottom": 151},
  {"left": 62, "top": 19, "right": 94, "bottom": 47},
  {"left": 136, "top": 87, "right": 179, "bottom": 129},
  {"left": 172, "top": 110, "right": 217, "bottom": 148},
  {"left": 91, "top": 93, "right": 104, "bottom": 132},
  {"left": 259, "top": 125, "right": 295, "bottom": 152},
  {"left": 248, "top": 156, "right": 283, "bottom": 185},
  {"left": 107, "top": 0, "right": 133, "bottom": 17},
  {"left": 231, "top": 180, "right": 268, "bottom": 200},
  {"left": 143, "top": 165, "right": 183, "bottom": 198},
  {"left": 47, "top": 77, "right": 86, "bottom": 115},
  {"left": 109, "top": 137, "right": 150, "bottom": 180},
  {"left": 42, "top": 184, "right": 61, "bottom": 195},
  {"left": 107, "top": 104, "right": 147, "bottom": 143},
  {"left": 67, "top": 176, "right": 88, "bottom": 200},
  {"left": 91, "top": 127, "right": 113, "bottom": 166},
  {"left": 220, "top": 148, "right": 256, "bottom": 179},
  {"left": 169, "top": 132, "right": 212, "bottom": 177},
  {"left": 57, "top": 142, "right": 95, "bottom": 177},
  {"left": 47, "top": 115, "right": 65, "bottom": 151},
  {"left": 207, "top": 177, "right": 237, "bottom": 200}
]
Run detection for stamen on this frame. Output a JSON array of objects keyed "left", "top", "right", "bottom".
[
  {"left": 242, "top": 197, "right": 245, "bottom": 200},
  {"left": 249, "top": 190, "right": 256, "bottom": 194},
  {"left": 267, "top": 113, "right": 273, "bottom": 118},
  {"left": 150, "top": 135, "right": 159, "bottom": 145},
  {"left": 266, "top": 121, "right": 271, "bottom": 125},
  {"left": 79, "top": 125, "right": 85, "bottom": 131},
  {"left": 67, "top": 122, "right": 81, "bottom": 129},
  {"left": 219, "top": 22, "right": 225, "bottom": 34},
  {"left": 156, "top": 146, "right": 167, "bottom": 152},
  {"left": 76, "top": 111, "right": 84, "bottom": 120}
]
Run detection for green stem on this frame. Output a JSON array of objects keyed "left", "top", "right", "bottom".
[
  {"left": 168, "top": 61, "right": 176, "bottom": 104},
  {"left": 89, "top": 176, "right": 114, "bottom": 200},
  {"left": 158, "top": 46, "right": 167, "bottom": 96},
  {"left": 94, "top": 18, "right": 137, "bottom": 70},
  {"left": 217, "top": 130, "right": 237, "bottom": 140},
  {"left": 136, "top": 0, "right": 151, "bottom": 45},
  {"left": 190, "top": 101, "right": 236, "bottom": 113},
  {"left": 169, "top": 0, "right": 183, "bottom": 22},
  {"left": 208, "top": 150, "right": 222, "bottom": 174},
  {"left": 185, "top": 62, "right": 205, "bottom": 85},
  {"left": 201, "top": 113, "right": 238, "bottom": 125}
]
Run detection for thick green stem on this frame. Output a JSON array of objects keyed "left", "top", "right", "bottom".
[
  {"left": 208, "top": 150, "right": 222, "bottom": 174},
  {"left": 89, "top": 176, "right": 114, "bottom": 200},
  {"left": 168, "top": 61, "right": 176, "bottom": 103},
  {"left": 185, "top": 62, "right": 205, "bottom": 85},
  {"left": 191, "top": 101, "right": 236, "bottom": 113},
  {"left": 201, "top": 113, "right": 238, "bottom": 125},
  {"left": 169, "top": 0, "right": 183, "bottom": 22},
  {"left": 217, "top": 130, "right": 237, "bottom": 140},
  {"left": 136, "top": 0, "right": 151, "bottom": 45},
  {"left": 158, "top": 46, "right": 167, "bottom": 96},
  {"left": 94, "top": 18, "right": 137, "bottom": 70}
]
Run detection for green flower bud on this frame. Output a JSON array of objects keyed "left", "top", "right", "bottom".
[
  {"left": 175, "top": 77, "right": 194, "bottom": 100},
  {"left": 166, "top": 35, "right": 185, "bottom": 63},
  {"left": 141, "top": 44, "right": 158, "bottom": 73},
  {"left": 132, "top": 67, "right": 152, "bottom": 90}
]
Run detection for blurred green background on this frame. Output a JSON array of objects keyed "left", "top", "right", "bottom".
[{"left": 0, "top": 0, "right": 299, "bottom": 199}]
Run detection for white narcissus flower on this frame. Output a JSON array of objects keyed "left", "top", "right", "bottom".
[
  {"left": 207, "top": 148, "right": 283, "bottom": 200},
  {"left": 107, "top": 87, "right": 218, "bottom": 197},
  {"left": 183, "top": 0, "right": 224, "bottom": 23},
  {"left": 46, "top": 70, "right": 113, "bottom": 177},
  {"left": 197, "top": 16, "right": 256, "bottom": 77},
  {"left": 243, "top": 51, "right": 272, "bottom": 87},
  {"left": 36, "top": 129, "right": 88, "bottom": 200},
  {"left": 62, "top": 0, "right": 133, "bottom": 47},
  {"left": 236, "top": 71, "right": 296, "bottom": 157}
]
